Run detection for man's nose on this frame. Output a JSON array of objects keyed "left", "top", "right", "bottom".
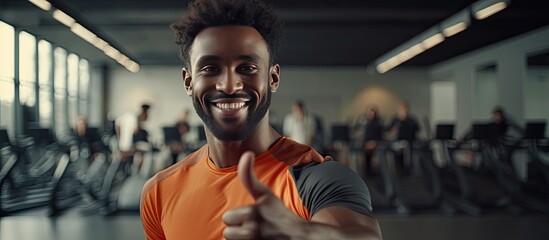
[{"left": 216, "top": 71, "right": 243, "bottom": 94}]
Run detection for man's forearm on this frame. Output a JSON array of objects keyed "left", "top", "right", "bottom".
[{"left": 297, "top": 221, "right": 382, "bottom": 240}]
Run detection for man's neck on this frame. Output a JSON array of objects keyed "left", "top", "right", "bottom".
[{"left": 206, "top": 121, "right": 281, "bottom": 168}]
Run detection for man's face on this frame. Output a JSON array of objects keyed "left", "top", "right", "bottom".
[{"left": 183, "top": 25, "right": 280, "bottom": 141}]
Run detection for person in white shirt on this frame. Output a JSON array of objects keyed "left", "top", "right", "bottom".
[{"left": 283, "top": 100, "right": 316, "bottom": 146}]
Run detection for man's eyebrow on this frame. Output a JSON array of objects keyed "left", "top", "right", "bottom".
[
  {"left": 195, "top": 54, "right": 261, "bottom": 66},
  {"left": 195, "top": 55, "right": 221, "bottom": 65},
  {"left": 237, "top": 54, "right": 260, "bottom": 62}
]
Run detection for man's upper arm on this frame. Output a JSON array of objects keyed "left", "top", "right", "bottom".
[
  {"left": 290, "top": 160, "right": 374, "bottom": 218},
  {"left": 290, "top": 160, "right": 381, "bottom": 237},
  {"left": 140, "top": 182, "right": 166, "bottom": 240}
]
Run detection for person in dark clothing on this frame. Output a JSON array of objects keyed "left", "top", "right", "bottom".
[
  {"left": 461, "top": 106, "right": 523, "bottom": 143},
  {"left": 489, "top": 107, "right": 509, "bottom": 139},
  {"left": 388, "top": 101, "right": 420, "bottom": 175},
  {"left": 168, "top": 118, "right": 190, "bottom": 165},
  {"left": 363, "top": 106, "right": 384, "bottom": 176},
  {"left": 388, "top": 101, "right": 419, "bottom": 142}
]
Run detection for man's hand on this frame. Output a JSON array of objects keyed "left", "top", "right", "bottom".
[
  {"left": 222, "top": 151, "right": 306, "bottom": 239},
  {"left": 223, "top": 151, "right": 383, "bottom": 240}
]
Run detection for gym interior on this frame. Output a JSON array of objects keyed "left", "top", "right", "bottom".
[{"left": 1, "top": 0, "right": 549, "bottom": 239}]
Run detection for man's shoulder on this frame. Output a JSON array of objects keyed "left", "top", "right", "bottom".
[
  {"left": 271, "top": 137, "right": 328, "bottom": 166},
  {"left": 142, "top": 146, "right": 207, "bottom": 194}
]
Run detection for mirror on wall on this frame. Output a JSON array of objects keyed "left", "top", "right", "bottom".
[
  {"left": 472, "top": 63, "right": 498, "bottom": 121},
  {"left": 525, "top": 49, "right": 549, "bottom": 137}
]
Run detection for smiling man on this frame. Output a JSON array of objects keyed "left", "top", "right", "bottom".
[{"left": 140, "top": 0, "right": 382, "bottom": 239}]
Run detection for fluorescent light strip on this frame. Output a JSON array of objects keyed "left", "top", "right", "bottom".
[
  {"left": 125, "top": 61, "right": 140, "bottom": 73},
  {"left": 442, "top": 22, "right": 468, "bottom": 37},
  {"left": 475, "top": 2, "right": 507, "bottom": 20},
  {"left": 376, "top": 56, "right": 400, "bottom": 74},
  {"left": 35, "top": 1, "right": 139, "bottom": 72},
  {"left": 407, "top": 43, "right": 426, "bottom": 56},
  {"left": 28, "top": 0, "right": 51, "bottom": 11},
  {"left": 103, "top": 45, "right": 118, "bottom": 56},
  {"left": 70, "top": 23, "right": 97, "bottom": 44},
  {"left": 376, "top": 33, "right": 444, "bottom": 74},
  {"left": 92, "top": 38, "right": 109, "bottom": 51},
  {"left": 421, "top": 33, "right": 445, "bottom": 49},
  {"left": 374, "top": 0, "right": 509, "bottom": 74},
  {"left": 116, "top": 55, "right": 130, "bottom": 64},
  {"left": 52, "top": 9, "right": 75, "bottom": 27}
]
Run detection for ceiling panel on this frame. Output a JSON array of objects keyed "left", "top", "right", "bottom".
[{"left": 1, "top": 0, "right": 548, "bottom": 69}]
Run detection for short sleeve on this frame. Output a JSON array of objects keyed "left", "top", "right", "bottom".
[
  {"left": 289, "top": 160, "right": 373, "bottom": 218},
  {"left": 140, "top": 185, "right": 166, "bottom": 240}
]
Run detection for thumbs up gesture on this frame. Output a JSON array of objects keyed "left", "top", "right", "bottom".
[{"left": 222, "top": 151, "right": 306, "bottom": 239}]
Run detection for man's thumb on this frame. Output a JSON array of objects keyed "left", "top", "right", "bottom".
[{"left": 238, "top": 151, "right": 270, "bottom": 200}]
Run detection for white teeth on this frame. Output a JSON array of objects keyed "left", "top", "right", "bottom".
[{"left": 215, "top": 102, "right": 245, "bottom": 110}]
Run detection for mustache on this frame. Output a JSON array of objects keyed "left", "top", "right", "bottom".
[{"left": 207, "top": 92, "right": 252, "bottom": 102}]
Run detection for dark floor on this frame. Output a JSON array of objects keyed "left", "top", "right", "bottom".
[{"left": 1, "top": 210, "right": 548, "bottom": 240}]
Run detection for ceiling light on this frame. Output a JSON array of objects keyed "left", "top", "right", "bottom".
[
  {"left": 46, "top": 1, "right": 140, "bottom": 72},
  {"left": 125, "top": 61, "right": 140, "bottom": 73},
  {"left": 28, "top": 0, "right": 51, "bottom": 11},
  {"left": 399, "top": 43, "right": 426, "bottom": 61},
  {"left": 376, "top": 56, "right": 401, "bottom": 74},
  {"left": 103, "top": 45, "right": 118, "bottom": 56},
  {"left": 421, "top": 33, "right": 445, "bottom": 49},
  {"left": 92, "top": 38, "right": 109, "bottom": 51},
  {"left": 407, "top": 43, "right": 426, "bottom": 56},
  {"left": 371, "top": 0, "right": 509, "bottom": 74},
  {"left": 52, "top": 9, "right": 75, "bottom": 27},
  {"left": 373, "top": 25, "right": 443, "bottom": 74},
  {"left": 472, "top": 0, "right": 510, "bottom": 20},
  {"left": 116, "top": 55, "right": 130, "bottom": 64},
  {"left": 70, "top": 23, "right": 97, "bottom": 44},
  {"left": 442, "top": 22, "right": 468, "bottom": 37},
  {"left": 440, "top": 8, "right": 471, "bottom": 37},
  {"left": 376, "top": 64, "right": 390, "bottom": 74}
]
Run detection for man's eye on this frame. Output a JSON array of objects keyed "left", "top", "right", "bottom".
[
  {"left": 238, "top": 65, "right": 257, "bottom": 73},
  {"left": 201, "top": 66, "right": 219, "bottom": 72}
]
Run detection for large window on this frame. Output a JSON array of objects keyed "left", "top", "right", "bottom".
[
  {"left": 54, "top": 47, "right": 68, "bottom": 135},
  {"left": 67, "top": 53, "right": 79, "bottom": 128},
  {"left": 1, "top": 21, "right": 93, "bottom": 138},
  {"left": 78, "top": 59, "right": 90, "bottom": 117},
  {"left": 19, "top": 31, "right": 38, "bottom": 128},
  {"left": 38, "top": 40, "right": 53, "bottom": 128},
  {"left": 0, "top": 21, "right": 15, "bottom": 138}
]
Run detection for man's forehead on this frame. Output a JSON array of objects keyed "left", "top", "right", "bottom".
[{"left": 190, "top": 25, "right": 269, "bottom": 61}]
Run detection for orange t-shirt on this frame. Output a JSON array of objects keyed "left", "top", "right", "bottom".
[{"left": 141, "top": 137, "right": 372, "bottom": 239}]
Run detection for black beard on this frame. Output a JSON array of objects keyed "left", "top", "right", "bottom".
[{"left": 193, "top": 87, "right": 271, "bottom": 141}]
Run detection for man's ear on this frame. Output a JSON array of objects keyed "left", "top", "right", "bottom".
[
  {"left": 269, "top": 64, "right": 280, "bottom": 93},
  {"left": 182, "top": 68, "right": 193, "bottom": 95}
]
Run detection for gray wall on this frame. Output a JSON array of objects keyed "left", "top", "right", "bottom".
[{"left": 430, "top": 25, "right": 549, "bottom": 136}]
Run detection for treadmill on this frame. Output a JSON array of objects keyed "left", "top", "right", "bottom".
[{"left": 442, "top": 123, "right": 522, "bottom": 214}]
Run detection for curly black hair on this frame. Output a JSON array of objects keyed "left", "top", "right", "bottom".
[{"left": 170, "top": 0, "right": 284, "bottom": 68}]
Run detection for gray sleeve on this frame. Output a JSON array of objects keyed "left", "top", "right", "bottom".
[{"left": 290, "top": 160, "right": 374, "bottom": 217}]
